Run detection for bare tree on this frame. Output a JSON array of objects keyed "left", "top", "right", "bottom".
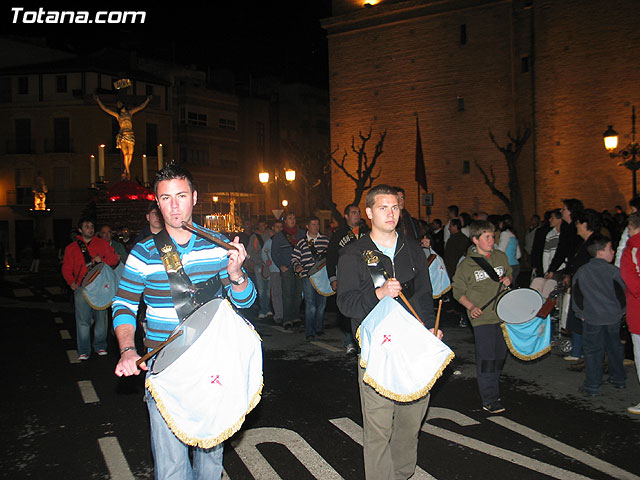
[
  {"left": 331, "top": 128, "right": 386, "bottom": 208},
  {"left": 474, "top": 128, "right": 531, "bottom": 242},
  {"left": 283, "top": 137, "right": 340, "bottom": 222}
]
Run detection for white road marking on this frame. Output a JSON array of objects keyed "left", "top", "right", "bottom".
[
  {"left": 54, "top": 316, "right": 63, "bottom": 324},
  {"left": 231, "top": 426, "right": 344, "bottom": 479},
  {"left": 310, "top": 341, "right": 341, "bottom": 352},
  {"left": 60, "top": 329, "right": 71, "bottom": 340},
  {"left": 77, "top": 380, "right": 100, "bottom": 404},
  {"left": 67, "top": 350, "right": 80, "bottom": 364},
  {"left": 424, "top": 408, "right": 591, "bottom": 479},
  {"left": 329, "top": 417, "right": 436, "bottom": 479},
  {"left": 13, "top": 288, "right": 33, "bottom": 297},
  {"left": 45, "top": 286, "right": 64, "bottom": 295},
  {"left": 97, "top": 436, "right": 135, "bottom": 480},
  {"left": 489, "top": 416, "right": 640, "bottom": 480}
]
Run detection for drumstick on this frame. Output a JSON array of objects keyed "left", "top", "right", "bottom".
[
  {"left": 382, "top": 272, "right": 424, "bottom": 325},
  {"left": 434, "top": 299, "right": 442, "bottom": 333},
  {"left": 181, "top": 222, "right": 238, "bottom": 251},
  {"left": 135, "top": 330, "right": 183, "bottom": 367}
]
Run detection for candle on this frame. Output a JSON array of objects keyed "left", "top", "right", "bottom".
[
  {"left": 142, "top": 154, "right": 148, "bottom": 185},
  {"left": 157, "top": 144, "right": 163, "bottom": 170},
  {"left": 98, "top": 144, "right": 105, "bottom": 179},
  {"left": 90, "top": 155, "right": 96, "bottom": 186}
]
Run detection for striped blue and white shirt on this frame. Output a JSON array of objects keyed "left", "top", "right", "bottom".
[{"left": 112, "top": 224, "right": 256, "bottom": 344}]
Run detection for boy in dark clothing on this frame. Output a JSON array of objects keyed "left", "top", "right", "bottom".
[
  {"left": 452, "top": 220, "right": 512, "bottom": 414},
  {"left": 572, "top": 235, "right": 626, "bottom": 395}
]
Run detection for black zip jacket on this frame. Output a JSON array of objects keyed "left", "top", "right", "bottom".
[{"left": 336, "top": 233, "right": 435, "bottom": 336}]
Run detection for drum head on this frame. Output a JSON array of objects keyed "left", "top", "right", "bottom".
[
  {"left": 152, "top": 299, "right": 224, "bottom": 374},
  {"left": 496, "top": 288, "right": 543, "bottom": 324}
]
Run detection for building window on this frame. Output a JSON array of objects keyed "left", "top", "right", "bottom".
[
  {"left": 219, "top": 118, "right": 237, "bottom": 131},
  {"left": 18, "top": 77, "right": 28, "bottom": 95},
  {"left": 56, "top": 75, "right": 67, "bottom": 93},
  {"left": 181, "top": 148, "right": 210, "bottom": 166},
  {"left": 521, "top": 56, "right": 530, "bottom": 73},
  {"left": 145, "top": 85, "right": 154, "bottom": 97},
  {"left": 460, "top": 24, "right": 467, "bottom": 45},
  {"left": 54, "top": 117, "right": 70, "bottom": 152},
  {"left": 15, "top": 119, "right": 31, "bottom": 153},
  {"left": 463, "top": 160, "right": 470, "bottom": 174},
  {"left": 457, "top": 96, "right": 465, "bottom": 112},
  {"left": 188, "top": 111, "right": 207, "bottom": 127}
]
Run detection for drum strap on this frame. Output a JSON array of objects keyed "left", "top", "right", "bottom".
[
  {"left": 153, "top": 229, "right": 224, "bottom": 322},
  {"left": 77, "top": 239, "right": 93, "bottom": 267},
  {"left": 471, "top": 256, "right": 501, "bottom": 282}
]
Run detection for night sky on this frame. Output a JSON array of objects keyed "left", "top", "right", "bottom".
[{"left": 3, "top": 2, "right": 333, "bottom": 87}]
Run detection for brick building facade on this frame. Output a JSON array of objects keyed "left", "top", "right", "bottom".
[{"left": 323, "top": 0, "right": 640, "bottom": 223}]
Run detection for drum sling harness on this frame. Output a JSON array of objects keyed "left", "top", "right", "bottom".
[
  {"left": 361, "top": 249, "right": 416, "bottom": 304},
  {"left": 153, "top": 229, "right": 224, "bottom": 324},
  {"left": 471, "top": 256, "right": 505, "bottom": 311}
]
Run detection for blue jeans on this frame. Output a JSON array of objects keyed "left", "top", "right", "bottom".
[
  {"left": 582, "top": 321, "right": 626, "bottom": 394},
  {"left": 254, "top": 270, "right": 271, "bottom": 316},
  {"left": 74, "top": 290, "right": 107, "bottom": 356},
  {"left": 302, "top": 277, "right": 327, "bottom": 337},
  {"left": 146, "top": 388, "right": 224, "bottom": 480}
]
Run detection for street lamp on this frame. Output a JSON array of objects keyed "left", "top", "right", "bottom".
[{"left": 603, "top": 105, "right": 640, "bottom": 197}]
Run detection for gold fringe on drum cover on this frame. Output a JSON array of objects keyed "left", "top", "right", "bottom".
[
  {"left": 146, "top": 380, "right": 263, "bottom": 449},
  {"left": 361, "top": 351, "right": 455, "bottom": 402},
  {"left": 500, "top": 322, "right": 551, "bottom": 361}
]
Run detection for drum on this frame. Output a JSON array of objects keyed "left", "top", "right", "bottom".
[
  {"left": 496, "top": 288, "right": 544, "bottom": 325},
  {"left": 357, "top": 296, "right": 454, "bottom": 402},
  {"left": 81, "top": 262, "right": 117, "bottom": 310},
  {"left": 309, "top": 265, "right": 335, "bottom": 296},
  {"left": 427, "top": 253, "right": 451, "bottom": 299},
  {"left": 146, "top": 298, "right": 263, "bottom": 448}
]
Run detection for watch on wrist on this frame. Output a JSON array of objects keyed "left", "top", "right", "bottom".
[{"left": 229, "top": 273, "right": 246, "bottom": 286}]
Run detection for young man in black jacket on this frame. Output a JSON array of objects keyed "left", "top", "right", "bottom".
[
  {"left": 337, "top": 184, "right": 442, "bottom": 480},
  {"left": 326, "top": 203, "right": 368, "bottom": 353}
]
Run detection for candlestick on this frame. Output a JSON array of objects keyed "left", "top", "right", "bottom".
[
  {"left": 90, "top": 155, "right": 96, "bottom": 186},
  {"left": 98, "top": 144, "right": 105, "bottom": 179},
  {"left": 157, "top": 144, "right": 163, "bottom": 171}
]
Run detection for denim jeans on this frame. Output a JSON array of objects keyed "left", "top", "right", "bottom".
[
  {"left": 302, "top": 277, "right": 327, "bottom": 337},
  {"left": 281, "top": 268, "right": 302, "bottom": 325},
  {"left": 253, "top": 270, "right": 271, "bottom": 316},
  {"left": 74, "top": 289, "right": 107, "bottom": 356},
  {"left": 582, "top": 321, "right": 626, "bottom": 394},
  {"left": 146, "top": 388, "right": 224, "bottom": 480},
  {"left": 269, "top": 271, "right": 284, "bottom": 322}
]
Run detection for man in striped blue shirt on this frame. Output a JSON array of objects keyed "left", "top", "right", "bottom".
[
  {"left": 112, "top": 163, "right": 255, "bottom": 479},
  {"left": 292, "top": 216, "right": 330, "bottom": 340}
]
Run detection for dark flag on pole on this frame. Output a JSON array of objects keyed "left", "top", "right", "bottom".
[{"left": 415, "top": 117, "right": 428, "bottom": 192}]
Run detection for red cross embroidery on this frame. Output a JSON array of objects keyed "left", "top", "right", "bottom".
[
  {"left": 211, "top": 375, "right": 222, "bottom": 386},
  {"left": 382, "top": 334, "right": 391, "bottom": 345}
]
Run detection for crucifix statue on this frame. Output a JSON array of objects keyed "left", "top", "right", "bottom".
[{"left": 94, "top": 94, "right": 152, "bottom": 180}]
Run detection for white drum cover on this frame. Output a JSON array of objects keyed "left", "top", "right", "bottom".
[
  {"left": 146, "top": 299, "right": 263, "bottom": 448},
  {"left": 357, "top": 296, "right": 454, "bottom": 402}
]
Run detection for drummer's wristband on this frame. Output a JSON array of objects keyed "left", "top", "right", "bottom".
[{"left": 119, "top": 346, "right": 137, "bottom": 355}]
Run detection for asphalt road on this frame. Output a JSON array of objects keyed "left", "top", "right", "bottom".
[{"left": 1, "top": 270, "right": 639, "bottom": 479}]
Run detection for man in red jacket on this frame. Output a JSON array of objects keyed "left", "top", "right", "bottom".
[
  {"left": 620, "top": 211, "right": 640, "bottom": 414},
  {"left": 62, "top": 217, "right": 118, "bottom": 360}
]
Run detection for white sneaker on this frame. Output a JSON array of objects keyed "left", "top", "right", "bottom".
[
  {"left": 258, "top": 313, "right": 266, "bottom": 319},
  {"left": 628, "top": 403, "right": 640, "bottom": 415},
  {"left": 564, "top": 355, "right": 580, "bottom": 361},
  {"left": 346, "top": 345, "right": 356, "bottom": 355}
]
